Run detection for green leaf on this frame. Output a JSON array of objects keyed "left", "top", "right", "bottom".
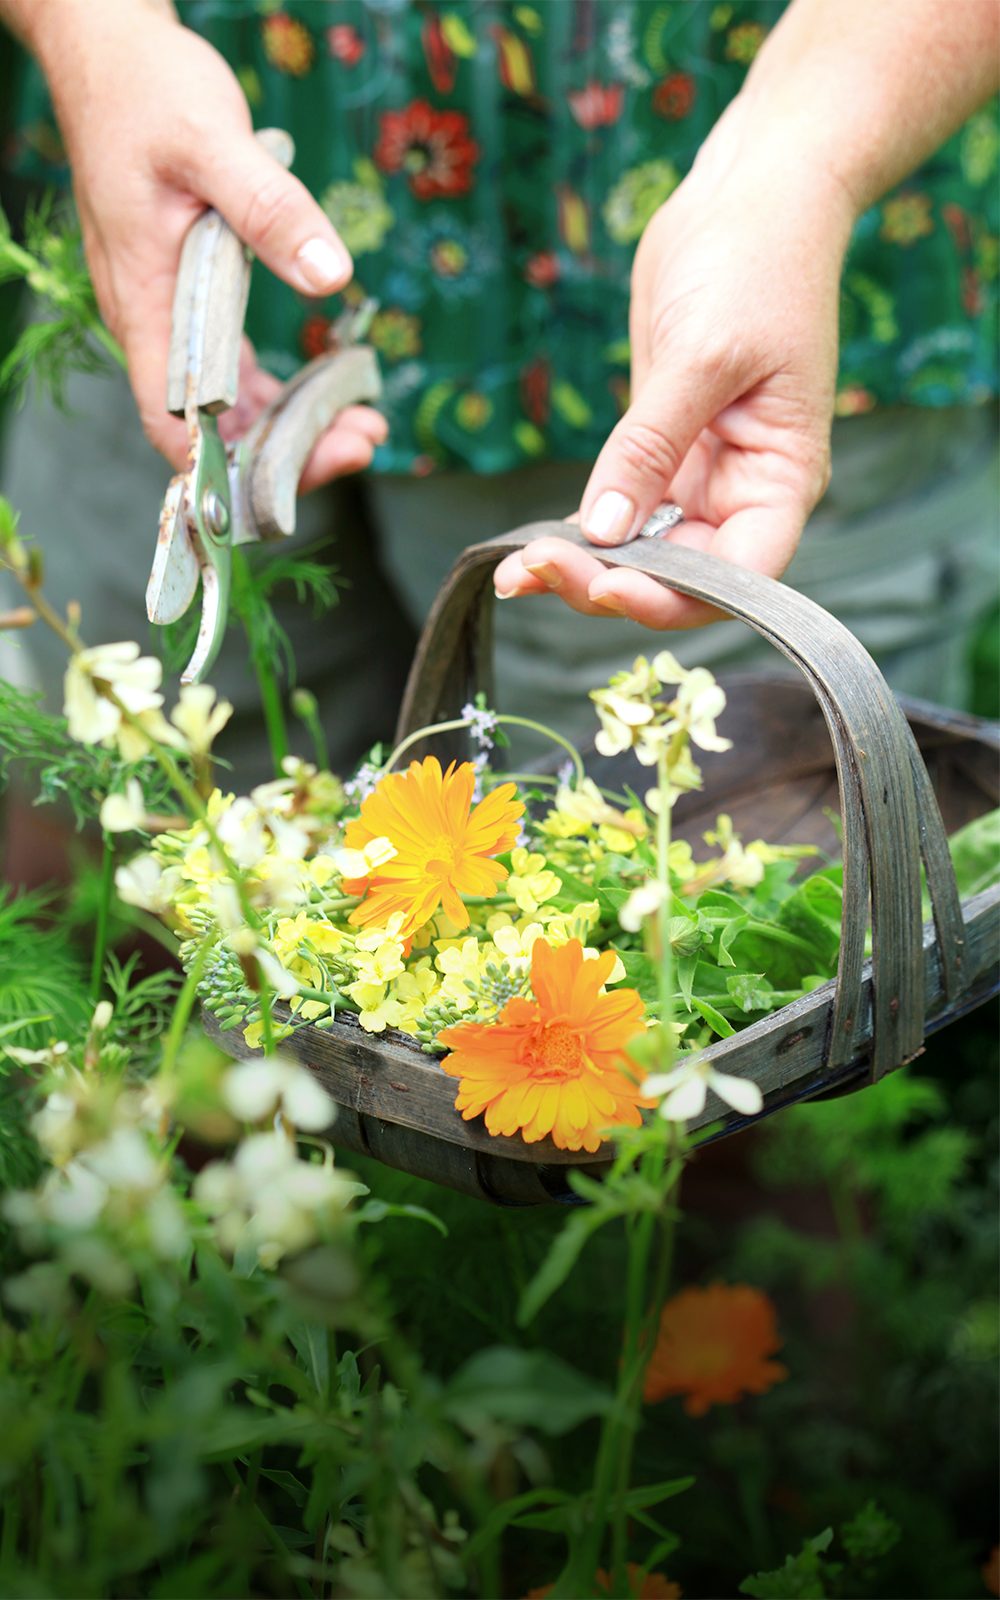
[
  {"left": 840, "top": 1500, "right": 901, "bottom": 1565},
  {"left": 518, "top": 1195, "right": 630, "bottom": 1324},
  {"left": 289, "top": 1321, "right": 329, "bottom": 1403},
  {"left": 260, "top": 1469, "right": 308, "bottom": 1508},
  {"left": 445, "top": 1347, "right": 612, "bottom": 1435},
  {"left": 726, "top": 972, "right": 774, "bottom": 1013},
  {"left": 947, "top": 807, "right": 1000, "bottom": 898},
  {"left": 354, "top": 1198, "right": 448, "bottom": 1235},
  {"left": 739, "top": 1528, "right": 836, "bottom": 1599},
  {"left": 690, "top": 996, "right": 736, "bottom": 1038}
]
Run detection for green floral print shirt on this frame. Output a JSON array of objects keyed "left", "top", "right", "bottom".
[{"left": 7, "top": 0, "right": 999, "bottom": 475}]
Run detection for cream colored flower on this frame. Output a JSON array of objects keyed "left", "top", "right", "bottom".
[
  {"left": 506, "top": 846, "right": 561, "bottom": 915},
  {"left": 64, "top": 641, "right": 173, "bottom": 761},
  {"left": 645, "top": 1058, "right": 763, "bottom": 1123},
  {"left": 331, "top": 835, "right": 397, "bottom": 879},
  {"left": 619, "top": 878, "right": 667, "bottom": 933},
  {"left": 222, "top": 1056, "right": 334, "bottom": 1132},
  {"left": 168, "top": 682, "right": 233, "bottom": 754},
  {"left": 100, "top": 777, "right": 146, "bottom": 834},
  {"left": 115, "top": 852, "right": 182, "bottom": 913}
]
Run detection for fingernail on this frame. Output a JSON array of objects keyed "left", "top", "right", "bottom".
[
  {"left": 523, "top": 561, "right": 562, "bottom": 590},
  {"left": 296, "top": 237, "right": 351, "bottom": 292},
  {"left": 592, "top": 592, "right": 628, "bottom": 615},
  {"left": 495, "top": 584, "right": 520, "bottom": 600},
  {"left": 584, "top": 490, "right": 636, "bottom": 546}
]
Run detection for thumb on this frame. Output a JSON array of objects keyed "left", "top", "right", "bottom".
[
  {"left": 197, "top": 132, "right": 353, "bottom": 296},
  {"left": 579, "top": 357, "right": 738, "bottom": 547}
]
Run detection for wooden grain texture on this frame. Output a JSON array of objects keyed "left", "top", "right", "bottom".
[
  {"left": 205, "top": 883, "right": 999, "bottom": 1203},
  {"left": 396, "top": 525, "right": 970, "bottom": 1084}
]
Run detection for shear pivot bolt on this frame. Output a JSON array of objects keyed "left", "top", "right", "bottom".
[{"left": 202, "top": 491, "right": 230, "bottom": 537}]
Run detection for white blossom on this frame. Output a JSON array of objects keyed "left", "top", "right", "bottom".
[
  {"left": 618, "top": 879, "right": 667, "bottom": 933},
  {"left": 645, "top": 1058, "right": 763, "bottom": 1124},
  {"left": 168, "top": 682, "right": 233, "bottom": 754},
  {"left": 100, "top": 777, "right": 146, "bottom": 834},
  {"left": 64, "top": 641, "right": 171, "bottom": 759},
  {"left": 223, "top": 1056, "right": 334, "bottom": 1133},
  {"left": 115, "top": 853, "right": 182, "bottom": 914}
]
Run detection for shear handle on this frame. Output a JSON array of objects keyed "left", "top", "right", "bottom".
[
  {"left": 233, "top": 345, "right": 383, "bottom": 543},
  {"left": 166, "top": 128, "right": 295, "bottom": 417}
]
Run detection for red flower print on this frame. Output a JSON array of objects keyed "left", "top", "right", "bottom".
[
  {"left": 374, "top": 101, "right": 479, "bottom": 200},
  {"left": 423, "top": 15, "right": 458, "bottom": 95},
  {"left": 962, "top": 266, "right": 983, "bottom": 316},
  {"left": 523, "top": 251, "right": 560, "bottom": 288},
  {"left": 327, "top": 24, "right": 365, "bottom": 67},
  {"left": 520, "top": 358, "right": 551, "bottom": 425},
  {"left": 942, "top": 201, "right": 972, "bottom": 252},
  {"left": 300, "top": 316, "right": 333, "bottom": 361},
  {"left": 568, "top": 82, "right": 625, "bottom": 130},
  {"left": 653, "top": 72, "right": 696, "bottom": 121},
  {"left": 261, "top": 13, "right": 315, "bottom": 76}
]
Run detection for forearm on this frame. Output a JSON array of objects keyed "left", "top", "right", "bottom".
[
  {"left": 700, "top": 0, "right": 999, "bottom": 216},
  {"left": 0, "top": 0, "right": 176, "bottom": 59}
]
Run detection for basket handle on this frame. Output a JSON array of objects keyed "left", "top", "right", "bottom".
[{"left": 395, "top": 523, "right": 966, "bottom": 1084}]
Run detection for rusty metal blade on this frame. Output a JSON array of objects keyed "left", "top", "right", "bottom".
[{"left": 146, "top": 476, "right": 200, "bottom": 625}]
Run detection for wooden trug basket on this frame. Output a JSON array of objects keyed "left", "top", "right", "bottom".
[{"left": 209, "top": 525, "right": 1000, "bottom": 1205}]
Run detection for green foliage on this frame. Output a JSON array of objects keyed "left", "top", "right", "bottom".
[
  {"left": 0, "top": 888, "right": 91, "bottom": 1048},
  {"left": 740, "top": 1504, "right": 901, "bottom": 1599},
  {"left": 0, "top": 197, "right": 122, "bottom": 404},
  {"left": 0, "top": 678, "right": 177, "bottom": 825}
]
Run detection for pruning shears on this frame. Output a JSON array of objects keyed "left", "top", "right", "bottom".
[{"left": 146, "top": 127, "right": 381, "bottom": 684}]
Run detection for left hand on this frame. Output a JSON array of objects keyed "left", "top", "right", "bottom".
[{"left": 494, "top": 123, "right": 854, "bottom": 629}]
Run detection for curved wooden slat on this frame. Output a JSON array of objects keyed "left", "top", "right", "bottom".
[{"left": 396, "top": 523, "right": 967, "bottom": 1083}]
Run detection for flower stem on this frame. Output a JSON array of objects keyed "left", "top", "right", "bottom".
[
  {"left": 232, "top": 549, "right": 289, "bottom": 775},
  {"left": 160, "top": 937, "right": 213, "bottom": 1078},
  {"left": 382, "top": 713, "right": 586, "bottom": 786},
  {"left": 88, "top": 832, "right": 115, "bottom": 1005},
  {"left": 655, "top": 746, "right": 675, "bottom": 1042}
]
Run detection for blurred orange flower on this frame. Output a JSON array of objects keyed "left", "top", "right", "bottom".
[
  {"left": 527, "top": 1566, "right": 680, "bottom": 1599},
  {"left": 440, "top": 938, "right": 646, "bottom": 1151},
  {"left": 644, "top": 1283, "right": 788, "bottom": 1416},
  {"left": 345, "top": 757, "right": 522, "bottom": 937},
  {"left": 983, "top": 1545, "right": 1000, "bottom": 1597}
]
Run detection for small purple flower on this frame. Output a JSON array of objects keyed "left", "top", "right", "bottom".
[{"left": 461, "top": 701, "right": 499, "bottom": 753}]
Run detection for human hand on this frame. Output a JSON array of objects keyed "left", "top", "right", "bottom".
[
  {"left": 494, "top": 115, "right": 855, "bottom": 628},
  {"left": 35, "top": 1, "right": 386, "bottom": 488}
]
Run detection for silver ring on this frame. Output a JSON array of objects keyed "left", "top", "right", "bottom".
[{"left": 637, "top": 502, "right": 685, "bottom": 539}]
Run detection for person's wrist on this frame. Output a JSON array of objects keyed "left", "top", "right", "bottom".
[
  {"left": 685, "top": 92, "right": 857, "bottom": 262},
  {"left": 30, "top": 0, "right": 176, "bottom": 75}
]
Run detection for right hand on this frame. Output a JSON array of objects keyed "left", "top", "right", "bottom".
[{"left": 39, "top": 2, "right": 386, "bottom": 485}]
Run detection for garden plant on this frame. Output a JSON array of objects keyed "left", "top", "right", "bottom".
[{"left": 0, "top": 205, "right": 996, "bottom": 1600}]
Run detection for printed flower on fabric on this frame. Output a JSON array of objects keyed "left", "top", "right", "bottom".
[
  {"left": 403, "top": 217, "right": 500, "bottom": 300},
  {"left": 344, "top": 757, "right": 523, "bottom": 938},
  {"left": 374, "top": 100, "right": 479, "bottom": 200},
  {"left": 321, "top": 162, "right": 394, "bottom": 257},
  {"left": 369, "top": 308, "right": 422, "bottom": 362},
  {"left": 603, "top": 160, "right": 681, "bottom": 245},
  {"left": 643, "top": 1283, "right": 788, "bottom": 1415},
  {"left": 327, "top": 23, "right": 365, "bottom": 67},
  {"left": 725, "top": 21, "right": 767, "bottom": 63},
  {"left": 880, "top": 193, "right": 935, "bottom": 246},
  {"left": 653, "top": 72, "right": 696, "bottom": 121},
  {"left": 261, "top": 13, "right": 315, "bottom": 76},
  {"left": 568, "top": 82, "right": 625, "bottom": 130},
  {"left": 439, "top": 938, "right": 647, "bottom": 1152}
]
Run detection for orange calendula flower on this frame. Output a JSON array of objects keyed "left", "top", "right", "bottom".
[
  {"left": 439, "top": 938, "right": 647, "bottom": 1152},
  {"left": 345, "top": 757, "right": 522, "bottom": 937},
  {"left": 644, "top": 1283, "right": 788, "bottom": 1416}
]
